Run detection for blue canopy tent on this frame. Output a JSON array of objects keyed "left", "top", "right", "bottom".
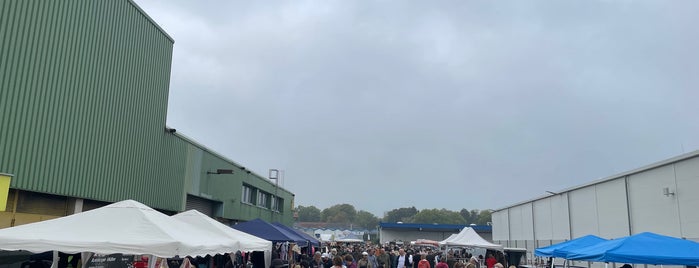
[
  {"left": 232, "top": 218, "right": 309, "bottom": 247},
  {"left": 272, "top": 223, "right": 321, "bottom": 247},
  {"left": 566, "top": 232, "right": 699, "bottom": 266},
  {"left": 535, "top": 235, "right": 607, "bottom": 258}
]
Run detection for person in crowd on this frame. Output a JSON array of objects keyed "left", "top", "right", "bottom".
[
  {"left": 485, "top": 255, "right": 496, "bottom": 268},
  {"left": 417, "top": 255, "right": 430, "bottom": 268},
  {"left": 367, "top": 249, "right": 379, "bottom": 268},
  {"left": 435, "top": 258, "right": 448, "bottom": 268},
  {"left": 332, "top": 256, "right": 345, "bottom": 268},
  {"left": 322, "top": 253, "right": 333, "bottom": 268},
  {"left": 453, "top": 261, "right": 465, "bottom": 268},
  {"left": 345, "top": 255, "right": 357, "bottom": 268},
  {"left": 377, "top": 249, "right": 390, "bottom": 268},
  {"left": 466, "top": 256, "right": 478, "bottom": 268},
  {"left": 311, "top": 252, "right": 324, "bottom": 268},
  {"left": 493, "top": 263, "right": 503, "bottom": 268},
  {"left": 393, "top": 249, "right": 411, "bottom": 268},
  {"left": 358, "top": 252, "right": 369, "bottom": 268}
]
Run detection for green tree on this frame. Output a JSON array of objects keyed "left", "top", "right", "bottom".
[
  {"left": 413, "top": 209, "right": 466, "bottom": 225},
  {"left": 475, "top": 209, "right": 493, "bottom": 225},
  {"left": 469, "top": 209, "right": 480, "bottom": 224},
  {"left": 296, "top": 205, "right": 321, "bottom": 222},
  {"left": 321, "top": 204, "right": 357, "bottom": 223},
  {"left": 459, "top": 208, "right": 472, "bottom": 224},
  {"left": 383, "top": 207, "right": 418, "bottom": 223},
  {"left": 355, "top": 210, "right": 380, "bottom": 229}
]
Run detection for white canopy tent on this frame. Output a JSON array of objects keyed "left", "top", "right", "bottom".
[
  {"left": 335, "top": 238, "right": 363, "bottom": 243},
  {"left": 172, "top": 210, "right": 272, "bottom": 268},
  {"left": 439, "top": 227, "right": 504, "bottom": 250},
  {"left": 0, "top": 200, "right": 237, "bottom": 257}
]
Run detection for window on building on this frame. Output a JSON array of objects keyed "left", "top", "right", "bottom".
[
  {"left": 242, "top": 185, "right": 255, "bottom": 205},
  {"left": 272, "top": 197, "right": 283, "bottom": 212},
  {"left": 257, "top": 191, "right": 268, "bottom": 208}
]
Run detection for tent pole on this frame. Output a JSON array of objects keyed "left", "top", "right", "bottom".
[
  {"left": 147, "top": 255, "right": 157, "bottom": 268},
  {"left": 50, "top": 251, "right": 59, "bottom": 268},
  {"left": 82, "top": 252, "right": 94, "bottom": 268}
]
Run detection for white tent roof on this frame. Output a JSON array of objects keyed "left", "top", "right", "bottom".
[
  {"left": 172, "top": 210, "right": 272, "bottom": 252},
  {"left": 0, "top": 199, "right": 237, "bottom": 257},
  {"left": 439, "top": 227, "right": 503, "bottom": 250},
  {"left": 319, "top": 234, "right": 332, "bottom": 242},
  {"left": 335, "top": 238, "right": 363, "bottom": 243}
]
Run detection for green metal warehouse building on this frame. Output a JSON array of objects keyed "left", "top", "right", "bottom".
[{"left": 0, "top": 0, "right": 295, "bottom": 227}]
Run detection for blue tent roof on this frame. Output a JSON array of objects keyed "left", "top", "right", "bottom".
[
  {"left": 273, "top": 222, "right": 321, "bottom": 247},
  {"left": 535, "top": 235, "right": 607, "bottom": 258},
  {"left": 566, "top": 232, "right": 699, "bottom": 266},
  {"left": 232, "top": 218, "right": 308, "bottom": 247}
]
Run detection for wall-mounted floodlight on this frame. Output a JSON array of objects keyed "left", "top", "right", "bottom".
[
  {"left": 207, "top": 169, "right": 234, "bottom": 175},
  {"left": 663, "top": 187, "right": 675, "bottom": 197}
]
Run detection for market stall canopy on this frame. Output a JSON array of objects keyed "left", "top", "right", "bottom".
[
  {"left": 439, "top": 227, "right": 503, "bottom": 250},
  {"left": 0, "top": 200, "right": 237, "bottom": 257},
  {"left": 534, "top": 235, "right": 607, "bottom": 258},
  {"left": 232, "top": 219, "right": 308, "bottom": 247},
  {"left": 335, "top": 238, "right": 363, "bottom": 243},
  {"left": 272, "top": 223, "right": 321, "bottom": 247},
  {"left": 566, "top": 232, "right": 699, "bottom": 266},
  {"left": 413, "top": 239, "right": 441, "bottom": 248},
  {"left": 172, "top": 210, "right": 273, "bottom": 252}
]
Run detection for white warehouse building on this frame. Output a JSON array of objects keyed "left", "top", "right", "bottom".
[{"left": 492, "top": 150, "right": 699, "bottom": 267}]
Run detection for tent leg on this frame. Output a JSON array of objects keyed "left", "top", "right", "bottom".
[
  {"left": 148, "top": 255, "right": 157, "bottom": 268},
  {"left": 82, "top": 252, "right": 94, "bottom": 268},
  {"left": 50, "top": 251, "right": 59, "bottom": 268}
]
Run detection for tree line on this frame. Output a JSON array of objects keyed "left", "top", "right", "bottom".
[{"left": 295, "top": 204, "right": 493, "bottom": 230}]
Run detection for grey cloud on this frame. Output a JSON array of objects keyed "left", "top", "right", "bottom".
[{"left": 136, "top": 0, "right": 699, "bottom": 216}]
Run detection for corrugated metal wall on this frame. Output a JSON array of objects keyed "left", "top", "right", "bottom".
[
  {"left": 0, "top": 0, "right": 181, "bottom": 210},
  {"left": 177, "top": 134, "right": 296, "bottom": 224}
]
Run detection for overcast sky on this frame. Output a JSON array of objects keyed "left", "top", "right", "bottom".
[{"left": 134, "top": 0, "right": 699, "bottom": 217}]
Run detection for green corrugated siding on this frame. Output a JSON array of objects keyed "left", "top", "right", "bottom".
[
  {"left": 0, "top": 0, "right": 182, "bottom": 210},
  {"left": 177, "top": 135, "right": 295, "bottom": 224}
]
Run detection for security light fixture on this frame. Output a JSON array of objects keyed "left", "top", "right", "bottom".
[{"left": 663, "top": 187, "right": 675, "bottom": 197}]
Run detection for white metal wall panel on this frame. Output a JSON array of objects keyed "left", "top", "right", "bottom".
[
  {"left": 569, "top": 186, "right": 599, "bottom": 237},
  {"left": 508, "top": 206, "right": 524, "bottom": 240},
  {"left": 595, "top": 179, "right": 630, "bottom": 238},
  {"left": 627, "top": 164, "right": 681, "bottom": 236},
  {"left": 533, "top": 198, "right": 553, "bottom": 240},
  {"left": 550, "top": 193, "right": 571, "bottom": 240},
  {"left": 675, "top": 157, "right": 699, "bottom": 238},
  {"left": 492, "top": 210, "right": 509, "bottom": 241},
  {"left": 509, "top": 203, "right": 534, "bottom": 240},
  {"left": 523, "top": 203, "right": 535, "bottom": 240}
]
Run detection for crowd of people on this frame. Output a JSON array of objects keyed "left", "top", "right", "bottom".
[{"left": 283, "top": 244, "right": 513, "bottom": 268}]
